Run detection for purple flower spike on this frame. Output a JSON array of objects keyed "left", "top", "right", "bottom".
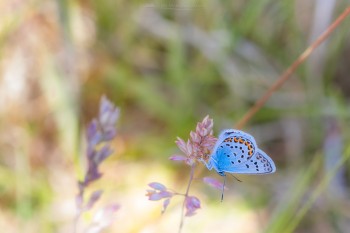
[
  {"left": 95, "top": 146, "right": 113, "bottom": 165},
  {"left": 103, "top": 129, "right": 117, "bottom": 141},
  {"left": 77, "top": 96, "right": 120, "bottom": 209},
  {"left": 81, "top": 96, "right": 120, "bottom": 188},
  {"left": 87, "top": 120, "right": 102, "bottom": 147},
  {"left": 76, "top": 96, "right": 120, "bottom": 233},
  {"left": 185, "top": 196, "right": 201, "bottom": 216},
  {"left": 99, "top": 95, "right": 120, "bottom": 136},
  {"left": 84, "top": 160, "right": 102, "bottom": 186},
  {"left": 86, "top": 190, "right": 104, "bottom": 210}
]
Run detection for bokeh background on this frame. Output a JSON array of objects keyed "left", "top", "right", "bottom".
[{"left": 1, "top": 0, "right": 350, "bottom": 232}]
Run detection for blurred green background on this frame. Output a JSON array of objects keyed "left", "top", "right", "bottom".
[{"left": 1, "top": 0, "right": 350, "bottom": 232}]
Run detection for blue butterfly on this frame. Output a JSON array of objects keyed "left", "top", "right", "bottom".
[{"left": 202, "top": 129, "right": 276, "bottom": 200}]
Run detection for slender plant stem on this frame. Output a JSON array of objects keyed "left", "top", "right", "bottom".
[
  {"left": 74, "top": 190, "right": 84, "bottom": 233},
  {"left": 73, "top": 210, "right": 81, "bottom": 233},
  {"left": 235, "top": 6, "right": 350, "bottom": 130},
  {"left": 179, "top": 165, "right": 195, "bottom": 233}
]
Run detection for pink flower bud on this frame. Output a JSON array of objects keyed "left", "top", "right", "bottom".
[
  {"left": 176, "top": 137, "right": 188, "bottom": 155},
  {"left": 203, "top": 177, "right": 227, "bottom": 190},
  {"left": 148, "top": 182, "right": 166, "bottom": 191},
  {"left": 186, "top": 140, "right": 193, "bottom": 155},
  {"left": 169, "top": 155, "right": 187, "bottom": 161},
  {"left": 200, "top": 128, "right": 209, "bottom": 137},
  {"left": 162, "top": 198, "right": 171, "bottom": 214},
  {"left": 185, "top": 196, "right": 201, "bottom": 216},
  {"left": 190, "top": 131, "right": 201, "bottom": 143}
]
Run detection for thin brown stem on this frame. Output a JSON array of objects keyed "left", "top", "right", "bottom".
[
  {"left": 179, "top": 165, "right": 195, "bottom": 233},
  {"left": 235, "top": 7, "right": 350, "bottom": 130}
]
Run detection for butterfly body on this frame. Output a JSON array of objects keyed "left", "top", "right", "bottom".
[{"left": 205, "top": 129, "right": 276, "bottom": 176}]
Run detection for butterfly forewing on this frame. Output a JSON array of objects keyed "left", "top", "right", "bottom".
[{"left": 215, "top": 133, "right": 258, "bottom": 171}]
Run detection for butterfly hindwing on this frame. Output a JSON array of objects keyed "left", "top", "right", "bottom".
[{"left": 219, "top": 149, "right": 276, "bottom": 174}]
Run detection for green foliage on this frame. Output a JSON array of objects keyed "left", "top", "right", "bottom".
[{"left": 1, "top": 0, "right": 350, "bottom": 232}]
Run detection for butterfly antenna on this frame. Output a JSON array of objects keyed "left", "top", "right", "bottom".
[
  {"left": 229, "top": 174, "right": 242, "bottom": 182},
  {"left": 221, "top": 174, "right": 226, "bottom": 202}
]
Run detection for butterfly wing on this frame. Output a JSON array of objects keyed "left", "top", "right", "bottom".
[
  {"left": 216, "top": 129, "right": 257, "bottom": 146},
  {"left": 211, "top": 130, "right": 259, "bottom": 174},
  {"left": 219, "top": 149, "right": 276, "bottom": 174}
]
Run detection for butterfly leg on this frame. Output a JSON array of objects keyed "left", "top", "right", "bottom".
[{"left": 221, "top": 173, "right": 226, "bottom": 202}]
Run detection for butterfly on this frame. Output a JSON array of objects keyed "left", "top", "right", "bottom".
[{"left": 202, "top": 129, "right": 276, "bottom": 201}]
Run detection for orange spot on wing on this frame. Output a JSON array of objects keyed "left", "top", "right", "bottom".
[{"left": 224, "top": 137, "right": 233, "bottom": 142}]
